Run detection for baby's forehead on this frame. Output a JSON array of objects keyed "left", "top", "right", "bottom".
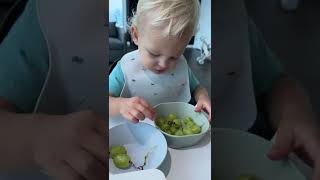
[
  {"left": 136, "top": 15, "right": 163, "bottom": 32},
  {"left": 138, "top": 14, "right": 194, "bottom": 38}
]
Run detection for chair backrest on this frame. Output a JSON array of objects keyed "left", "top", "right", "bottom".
[
  {"left": 0, "top": 0, "right": 27, "bottom": 44},
  {"left": 108, "top": 21, "right": 118, "bottom": 38},
  {"left": 108, "top": 60, "right": 117, "bottom": 74}
]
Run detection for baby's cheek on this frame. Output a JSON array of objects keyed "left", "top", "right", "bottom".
[
  {"left": 141, "top": 57, "right": 153, "bottom": 69},
  {"left": 169, "top": 62, "right": 177, "bottom": 70},
  {"left": 145, "top": 62, "right": 155, "bottom": 70},
  {"left": 151, "top": 61, "right": 159, "bottom": 68}
]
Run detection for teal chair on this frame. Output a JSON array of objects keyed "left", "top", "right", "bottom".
[{"left": 0, "top": 0, "right": 27, "bottom": 43}]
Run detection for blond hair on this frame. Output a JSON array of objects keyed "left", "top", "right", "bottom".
[{"left": 129, "top": 0, "right": 200, "bottom": 37}]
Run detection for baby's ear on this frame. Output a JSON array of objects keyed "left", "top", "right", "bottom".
[{"left": 131, "top": 26, "right": 139, "bottom": 46}]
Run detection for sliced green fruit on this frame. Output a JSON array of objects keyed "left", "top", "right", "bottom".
[
  {"left": 174, "top": 129, "right": 184, "bottom": 136},
  {"left": 109, "top": 146, "right": 127, "bottom": 159},
  {"left": 167, "top": 113, "right": 177, "bottom": 121},
  {"left": 190, "top": 124, "right": 201, "bottom": 134},
  {"left": 113, "top": 154, "right": 131, "bottom": 169}
]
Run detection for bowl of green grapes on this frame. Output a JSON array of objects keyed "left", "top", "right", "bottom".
[
  {"left": 153, "top": 102, "right": 210, "bottom": 148},
  {"left": 109, "top": 122, "right": 167, "bottom": 175}
]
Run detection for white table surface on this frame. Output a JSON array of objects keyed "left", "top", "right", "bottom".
[
  {"left": 109, "top": 118, "right": 212, "bottom": 180},
  {"left": 110, "top": 169, "right": 166, "bottom": 180}
]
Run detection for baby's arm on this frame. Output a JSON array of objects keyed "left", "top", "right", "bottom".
[
  {"left": 108, "top": 61, "right": 127, "bottom": 118},
  {"left": 193, "top": 85, "right": 210, "bottom": 102},
  {"left": 193, "top": 86, "right": 212, "bottom": 121},
  {"left": 109, "top": 94, "right": 124, "bottom": 117},
  {"left": 108, "top": 62, "right": 155, "bottom": 122},
  {"left": 188, "top": 67, "right": 212, "bottom": 121}
]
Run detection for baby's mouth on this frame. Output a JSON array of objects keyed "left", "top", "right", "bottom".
[{"left": 153, "top": 69, "right": 166, "bottom": 74}]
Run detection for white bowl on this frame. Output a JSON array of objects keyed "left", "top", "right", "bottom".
[
  {"left": 213, "top": 128, "right": 307, "bottom": 180},
  {"left": 109, "top": 122, "right": 167, "bottom": 175},
  {"left": 153, "top": 102, "right": 210, "bottom": 149}
]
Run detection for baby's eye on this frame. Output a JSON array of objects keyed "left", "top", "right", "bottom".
[
  {"left": 149, "top": 52, "right": 160, "bottom": 57},
  {"left": 169, "top": 57, "right": 178, "bottom": 61}
]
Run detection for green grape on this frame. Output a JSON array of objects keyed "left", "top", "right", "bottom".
[
  {"left": 174, "top": 129, "right": 184, "bottom": 136},
  {"left": 170, "top": 126, "right": 178, "bottom": 134},
  {"left": 184, "top": 117, "right": 194, "bottom": 123},
  {"left": 172, "top": 119, "right": 181, "bottom": 128},
  {"left": 190, "top": 124, "right": 201, "bottom": 134},
  {"left": 185, "top": 117, "right": 193, "bottom": 121},
  {"left": 156, "top": 117, "right": 166, "bottom": 127},
  {"left": 159, "top": 123, "right": 170, "bottom": 132},
  {"left": 182, "top": 118, "right": 194, "bottom": 127},
  {"left": 235, "top": 175, "right": 259, "bottom": 180},
  {"left": 187, "top": 121, "right": 195, "bottom": 127},
  {"left": 160, "top": 123, "right": 171, "bottom": 134},
  {"left": 167, "top": 113, "right": 177, "bottom": 121},
  {"left": 167, "top": 118, "right": 174, "bottom": 126},
  {"left": 109, "top": 146, "right": 127, "bottom": 159},
  {"left": 113, "top": 154, "right": 131, "bottom": 169},
  {"left": 157, "top": 113, "right": 202, "bottom": 136},
  {"left": 181, "top": 119, "right": 187, "bottom": 126},
  {"left": 182, "top": 127, "right": 193, "bottom": 135},
  {"left": 164, "top": 127, "right": 173, "bottom": 135}
]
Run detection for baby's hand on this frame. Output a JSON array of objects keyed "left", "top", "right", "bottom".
[
  {"left": 195, "top": 95, "right": 212, "bottom": 122},
  {"left": 119, "top": 97, "right": 155, "bottom": 123}
]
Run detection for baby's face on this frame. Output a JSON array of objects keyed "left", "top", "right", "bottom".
[{"left": 131, "top": 20, "right": 193, "bottom": 74}]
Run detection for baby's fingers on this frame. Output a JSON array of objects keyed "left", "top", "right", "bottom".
[
  {"left": 124, "top": 112, "right": 139, "bottom": 123},
  {"left": 195, "top": 102, "right": 212, "bottom": 121},
  {"left": 204, "top": 104, "right": 212, "bottom": 121},
  {"left": 194, "top": 103, "right": 203, "bottom": 112},
  {"left": 136, "top": 99, "right": 155, "bottom": 119},
  {"left": 130, "top": 108, "right": 145, "bottom": 120}
]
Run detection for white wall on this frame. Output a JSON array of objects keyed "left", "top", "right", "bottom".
[
  {"left": 122, "top": 0, "right": 127, "bottom": 30},
  {"left": 109, "top": 0, "right": 126, "bottom": 28},
  {"left": 193, "top": 0, "right": 211, "bottom": 50}
]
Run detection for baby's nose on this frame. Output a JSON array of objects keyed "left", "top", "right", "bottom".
[{"left": 158, "top": 60, "right": 168, "bottom": 69}]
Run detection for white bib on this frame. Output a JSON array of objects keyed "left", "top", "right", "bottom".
[
  {"left": 109, "top": 50, "right": 191, "bottom": 126},
  {"left": 120, "top": 50, "right": 191, "bottom": 106}
]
